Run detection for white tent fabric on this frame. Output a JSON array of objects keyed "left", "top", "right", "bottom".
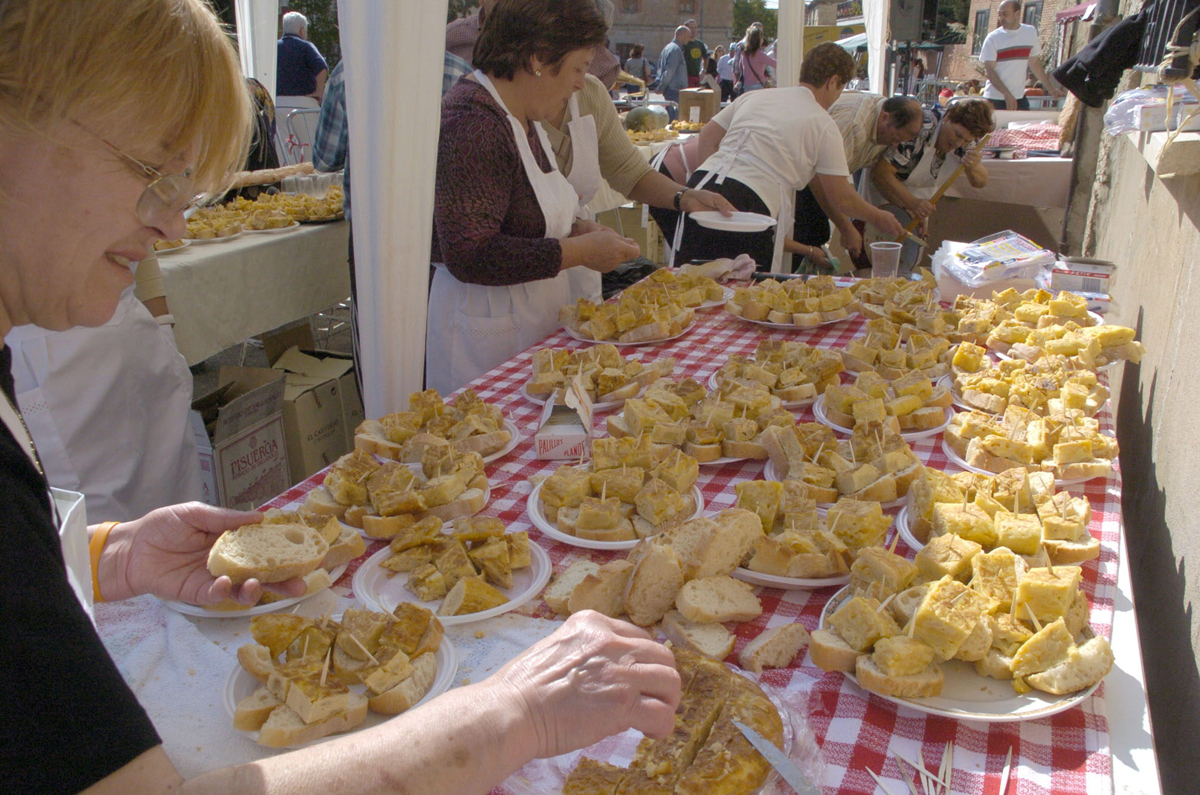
[
  {"left": 233, "top": 0, "right": 278, "bottom": 100},
  {"left": 775, "top": 0, "right": 804, "bottom": 89},
  {"left": 337, "top": 0, "right": 447, "bottom": 417},
  {"left": 837, "top": 32, "right": 868, "bottom": 52},
  {"left": 865, "top": 0, "right": 890, "bottom": 96}
]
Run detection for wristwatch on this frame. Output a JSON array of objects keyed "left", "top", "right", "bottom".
[{"left": 673, "top": 189, "right": 688, "bottom": 210}]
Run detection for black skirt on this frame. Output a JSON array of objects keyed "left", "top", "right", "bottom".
[{"left": 675, "top": 171, "right": 775, "bottom": 270}]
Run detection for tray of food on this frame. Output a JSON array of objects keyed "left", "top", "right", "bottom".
[
  {"left": 725, "top": 274, "right": 858, "bottom": 329},
  {"left": 354, "top": 388, "right": 517, "bottom": 465},
  {"left": 707, "top": 339, "right": 845, "bottom": 410},
  {"left": 522, "top": 344, "right": 675, "bottom": 411}
]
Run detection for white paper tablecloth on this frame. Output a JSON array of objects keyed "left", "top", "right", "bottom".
[
  {"left": 159, "top": 222, "right": 351, "bottom": 365},
  {"left": 946, "top": 157, "right": 1074, "bottom": 209}
]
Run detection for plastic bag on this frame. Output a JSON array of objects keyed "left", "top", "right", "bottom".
[
  {"left": 941, "top": 230, "right": 1055, "bottom": 288},
  {"left": 1104, "top": 84, "right": 1198, "bottom": 136}
]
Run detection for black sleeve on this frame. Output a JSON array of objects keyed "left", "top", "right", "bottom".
[{"left": 0, "top": 354, "right": 161, "bottom": 792}]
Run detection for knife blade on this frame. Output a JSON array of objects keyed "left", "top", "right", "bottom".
[{"left": 733, "top": 720, "right": 821, "bottom": 795}]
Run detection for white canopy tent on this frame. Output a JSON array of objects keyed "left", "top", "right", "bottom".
[
  {"left": 865, "top": 0, "right": 891, "bottom": 97},
  {"left": 233, "top": 0, "right": 279, "bottom": 100},
  {"left": 774, "top": 0, "right": 805, "bottom": 89}
]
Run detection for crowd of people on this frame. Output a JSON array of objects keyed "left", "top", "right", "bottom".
[{"left": 1, "top": 0, "right": 1026, "bottom": 791}]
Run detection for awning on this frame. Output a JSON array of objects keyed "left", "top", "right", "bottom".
[{"left": 1056, "top": 2, "right": 1096, "bottom": 23}]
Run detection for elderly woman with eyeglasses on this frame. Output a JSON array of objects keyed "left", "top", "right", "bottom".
[{"left": 0, "top": 2, "right": 678, "bottom": 793}]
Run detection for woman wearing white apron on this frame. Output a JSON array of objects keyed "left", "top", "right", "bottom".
[
  {"left": 673, "top": 44, "right": 906, "bottom": 273},
  {"left": 5, "top": 258, "right": 201, "bottom": 523},
  {"left": 859, "top": 99, "right": 994, "bottom": 274},
  {"left": 427, "top": 7, "right": 654, "bottom": 395}
]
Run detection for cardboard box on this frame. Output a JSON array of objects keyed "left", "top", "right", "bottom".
[
  {"left": 272, "top": 347, "right": 364, "bottom": 483},
  {"left": 1050, "top": 258, "right": 1115, "bottom": 296},
  {"left": 190, "top": 410, "right": 218, "bottom": 506},
  {"left": 678, "top": 88, "right": 719, "bottom": 123},
  {"left": 192, "top": 366, "right": 290, "bottom": 510},
  {"left": 535, "top": 375, "right": 593, "bottom": 460}
]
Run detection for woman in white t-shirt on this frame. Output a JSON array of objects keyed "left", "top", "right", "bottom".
[{"left": 675, "top": 44, "right": 905, "bottom": 272}]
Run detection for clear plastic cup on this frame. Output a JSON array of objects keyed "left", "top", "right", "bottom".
[{"left": 869, "top": 241, "right": 902, "bottom": 279}]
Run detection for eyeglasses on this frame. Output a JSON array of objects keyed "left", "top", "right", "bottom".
[{"left": 75, "top": 121, "right": 196, "bottom": 227}]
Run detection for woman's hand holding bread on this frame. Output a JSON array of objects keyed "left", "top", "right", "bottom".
[
  {"left": 561, "top": 228, "right": 641, "bottom": 274},
  {"left": 488, "top": 610, "right": 681, "bottom": 759},
  {"left": 97, "top": 502, "right": 307, "bottom": 605}
]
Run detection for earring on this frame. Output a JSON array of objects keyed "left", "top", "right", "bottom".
[{"left": 536, "top": 69, "right": 543, "bottom": 77}]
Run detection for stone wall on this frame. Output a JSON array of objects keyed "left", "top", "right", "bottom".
[{"left": 610, "top": 0, "right": 735, "bottom": 62}]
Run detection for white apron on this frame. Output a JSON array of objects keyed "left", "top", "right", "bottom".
[
  {"left": 562, "top": 92, "right": 603, "bottom": 304},
  {"left": 425, "top": 72, "right": 581, "bottom": 395},
  {"left": 649, "top": 140, "right": 698, "bottom": 264},
  {"left": 6, "top": 287, "right": 201, "bottom": 523},
  {"left": 0, "top": 393, "right": 92, "bottom": 621},
  {"left": 675, "top": 127, "right": 796, "bottom": 273}
]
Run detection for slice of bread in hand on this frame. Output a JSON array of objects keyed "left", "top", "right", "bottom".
[
  {"left": 675, "top": 575, "right": 762, "bottom": 624},
  {"left": 544, "top": 560, "right": 600, "bottom": 614},
  {"left": 855, "top": 656, "right": 943, "bottom": 698},
  {"left": 568, "top": 559, "right": 635, "bottom": 617},
  {"left": 661, "top": 609, "right": 735, "bottom": 660},
  {"left": 208, "top": 523, "right": 329, "bottom": 584},
  {"left": 624, "top": 544, "right": 684, "bottom": 626},
  {"left": 256, "top": 691, "right": 369, "bottom": 748},
  {"left": 738, "top": 623, "right": 811, "bottom": 674}
]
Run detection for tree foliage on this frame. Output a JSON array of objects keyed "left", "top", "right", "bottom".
[
  {"left": 732, "top": 0, "right": 777, "bottom": 44},
  {"left": 934, "top": 0, "right": 970, "bottom": 44},
  {"left": 448, "top": 0, "right": 481, "bottom": 22}
]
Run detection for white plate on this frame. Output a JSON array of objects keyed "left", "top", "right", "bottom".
[
  {"left": 186, "top": 229, "right": 244, "bottom": 244},
  {"left": 993, "top": 347, "right": 1122, "bottom": 372},
  {"left": 726, "top": 310, "right": 860, "bottom": 331},
  {"left": 153, "top": 239, "right": 191, "bottom": 254},
  {"left": 818, "top": 585, "right": 1101, "bottom": 722},
  {"left": 352, "top": 539, "right": 551, "bottom": 624},
  {"left": 733, "top": 567, "right": 850, "bottom": 590},
  {"left": 520, "top": 381, "right": 639, "bottom": 413},
  {"left": 762, "top": 459, "right": 907, "bottom": 510},
  {"left": 696, "top": 454, "right": 754, "bottom": 467},
  {"left": 483, "top": 419, "right": 523, "bottom": 463},
  {"left": 527, "top": 480, "right": 705, "bottom": 550},
  {"left": 690, "top": 210, "right": 777, "bottom": 232},
  {"left": 813, "top": 395, "right": 952, "bottom": 443},
  {"left": 939, "top": 438, "right": 1101, "bottom": 488},
  {"left": 563, "top": 318, "right": 696, "bottom": 347},
  {"left": 223, "top": 633, "right": 457, "bottom": 748},
  {"left": 244, "top": 221, "right": 301, "bottom": 234},
  {"left": 705, "top": 366, "right": 816, "bottom": 410},
  {"left": 894, "top": 505, "right": 924, "bottom": 552},
  {"left": 347, "top": 478, "right": 493, "bottom": 540},
  {"left": 163, "top": 563, "right": 349, "bottom": 619}
]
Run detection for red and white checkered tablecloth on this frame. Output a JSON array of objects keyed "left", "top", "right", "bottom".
[{"left": 265, "top": 302, "right": 1121, "bottom": 795}]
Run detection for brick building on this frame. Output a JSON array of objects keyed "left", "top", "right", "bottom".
[
  {"left": 610, "top": 0, "right": 735, "bottom": 63},
  {"left": 939, "top": 0, "right": 1087, "bottom": 84}
]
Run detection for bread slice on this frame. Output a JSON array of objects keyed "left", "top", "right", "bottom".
[
  {"left": 675, "top": 576, "right": 762, "bottom": 624},
  {"left": 368, "top": 650, "right": 438, "bottom": 714},
  {"left": 233, "top": 687, "right": 283, "bottom": 731},
  {"left": 237, "top": 643, "right": 277, "bottom": 683},
  {"left": 256, "top": 691, "right": 369, "bottom": 748},
  {"left": 207, "top": 523, "right": 329, "bottom": 584},
  {"left": 321, "top": 524, "right": 367, "bottom": 570},
  {"left": 737, "top": 623, "right": 811, "bottom": 674},
  {"left": 568, "top": 559, "right": 634, "bottom": 617},
  {"left": 544, "top": 560, "right": 600, "bottom": 614},
  {"left": 1043, "top": 534, "right": 1101, "bottom": 565},
  {"left": 855, "top": 656, "right": 943, "bottom": 698},
  {"left": 451, "top": 429, "right": 512, "bottom": 458},
  {"left": 685, "top": 509, "right": 764, "bottom": 580},
  {"left": 624, "top": 544, "right": 684, "bottom": 626},
  {"left": 1026, "top": 636, "right": 1114, "bottom": 695},
  {"left": 661, "top": 610, "right": 735, "bottom": 660},
  {"left": 423, "top": 487, "right": 487, "bottom": 522},
  {"left": 808, "top": 628, "right": 862, "bottom": 673},
  {"left": 303, "top": 486, "right": 348, "bottom": 519}
]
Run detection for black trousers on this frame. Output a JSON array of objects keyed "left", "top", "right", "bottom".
[
  {"left": 792, "top": 187, "right": 832, "bottom": 249},
  {"left": 675, "top": 171, "right": 775, "bottom": 270}
]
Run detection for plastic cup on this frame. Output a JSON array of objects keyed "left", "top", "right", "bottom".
[{"left": 869, "top": 241, "right": 902, "bottom": 279}]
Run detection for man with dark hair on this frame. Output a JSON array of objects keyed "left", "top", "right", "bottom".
[
  {"left": 682, "top": 18, "right": 707, "bottom": 88},
  {"left": 790, "top": 93, "right": 924, "bottom": 271},
  {"left": 673, "top": 43, "right": 905, "bottom": 272},
  {"left": 657, "top": 26, "right": 690, "bottom": 120},
  {"left": 980, "top": 0, "right": 1063, "bottom": 110}
]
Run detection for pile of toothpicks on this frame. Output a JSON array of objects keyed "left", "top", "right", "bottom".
[{"left": 868, "top": 744, "right": 1013, "bottom": 795}]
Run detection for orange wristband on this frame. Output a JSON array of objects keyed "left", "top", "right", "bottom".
[{"left": 89, "top": 521, "right": 119, "bottom": 604}]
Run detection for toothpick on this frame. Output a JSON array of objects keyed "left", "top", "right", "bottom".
[
  {"left": 812, "top": 442, "right": 826, "bottom": 464},
  {"left": 319, "top": 648, "right": 331, "bottom": 688},
  {"left": 302, "top": 634, "right": 310, "bottom": 659},
  {"left": 348, "top": 633, "right": 380, "bottom": 667},
  {"left": 892, "top": 752, "right": 938, "bottom": 795},
  {"left": 1047, "top": 557, "right": 1056, "bottom": 577},
  {"left": 850, "top": 441, "right": 857, "bottom": 465},
  {"left": 1025, "top": 603, "right": 1043, "bottom": 632},
  {"left": 889, "top": 754, "right": 922, "bottom": 795},
  {"left": 907, "top": 614, "right": 917, "bottom": 638},
  {"left": 889, "top": 529, "right": 900, "bottom": 554},
  {"left": 944, "top": 745, "right": 955, "bottom": 795},
  {"left": 1060, "top": 493, "right": 1068, "bottom": 521},
  {"left": 866, "top": 767, "right": 901, "bottom": 795},
  {"left": 601, "top": 481, "right": 608, "bottom": 502},
  {"left": 876, "top": 592, "right": 897, "bottom": 613},
  {"left": 999, "top": 747, "right": 1014, "bottom": 795}
]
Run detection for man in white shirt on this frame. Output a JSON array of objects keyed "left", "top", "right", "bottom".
[{"left": 979, "top": 0, "right": 1063, "bottom": 110}]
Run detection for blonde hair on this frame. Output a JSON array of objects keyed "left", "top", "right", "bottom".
[{"left": 0, "top": 0, "right": 252, "bottom": 196}]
